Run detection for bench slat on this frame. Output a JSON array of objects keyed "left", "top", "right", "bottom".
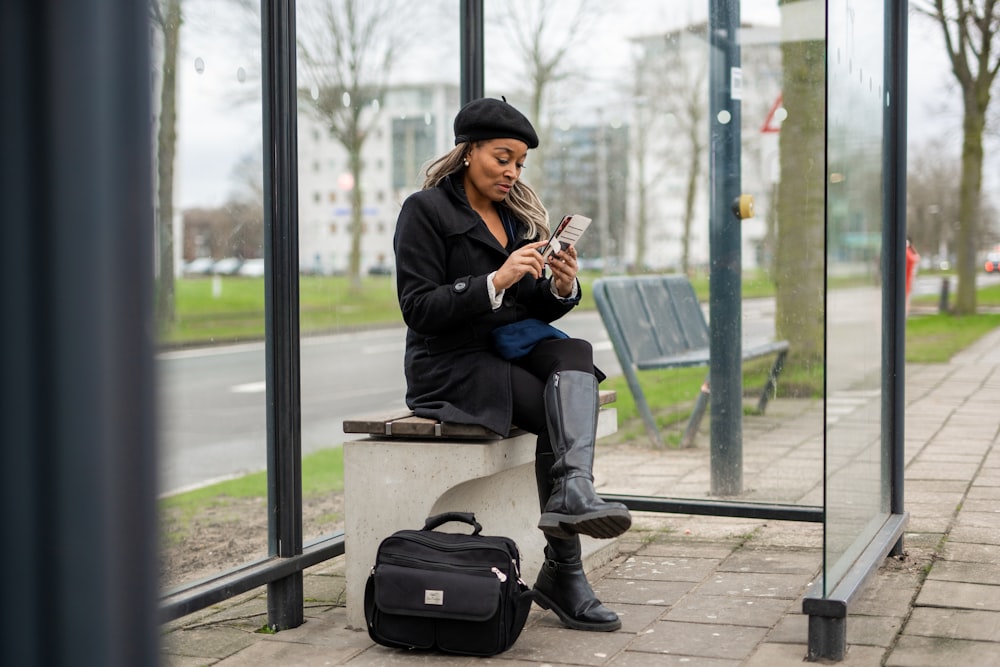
[{"left": 343, "top": 389, "right": 617, "bottom": 438}]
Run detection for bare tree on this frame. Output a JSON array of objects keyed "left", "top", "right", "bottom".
[
  {"left": 151, "top": 0, "right": 183, "bottom": 329},
  {"left": 914, "top": 0, "right": 1000, "bottom": 314},
  {"left": 908, "top": 138, "right": 962, "bottom": 260},
  {"left": 297, "top": 0, "right": 410, "bottom": 285},
  {"left": 627, "top": 26, "right": 708, "bottom": 276},
  {"left": 497, "top": 0, "right": 605, "bottom": 195}
]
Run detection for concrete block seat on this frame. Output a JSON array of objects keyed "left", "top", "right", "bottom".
[{"left": 341, "top": 390, "right": 619, "bottom": 628}]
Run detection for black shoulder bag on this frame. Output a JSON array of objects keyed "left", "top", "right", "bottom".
[{"left": 363, "top": 511, "right": 533, "bottom": 656}]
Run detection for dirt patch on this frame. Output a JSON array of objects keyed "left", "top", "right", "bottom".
[{"left": 159, "top": 493, "right": 344, "bottom": 591}]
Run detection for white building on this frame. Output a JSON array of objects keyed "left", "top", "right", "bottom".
[
  {"left": 626, "top": 22, "right": 783, "bottom": 272},
  {"left": 296, "top": 83, "right": 459, "bottom": 275}
]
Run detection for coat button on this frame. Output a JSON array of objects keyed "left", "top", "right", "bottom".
[
  {"left": 502, "top": 296, "right": 515, "bottom": 308},
  {"left": 453, "top": 280, "right": 468, "bottom": 293}
]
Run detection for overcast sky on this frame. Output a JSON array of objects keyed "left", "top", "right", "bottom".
[{"left": 168, "top": 1, "right": 959, "bottom": 211}]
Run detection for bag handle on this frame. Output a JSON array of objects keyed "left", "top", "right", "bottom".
[{"left": 422, "top": 511, "right": 483, "bottom": 535}]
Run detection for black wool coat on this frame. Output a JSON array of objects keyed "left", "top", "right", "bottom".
[{"left": 393, "top": 174, "right": 579, "bottom": 436}]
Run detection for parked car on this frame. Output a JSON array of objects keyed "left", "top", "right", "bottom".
[
  {"left": 183, "top": 257, "right": 216, "bottom": 275},
  {"left": 211, "top": 257, "right": 244, "bottom": 275},
  {"left": 985, "top": 252, "right": 1000, "bottom": 273},
  {"left": 238, "top": 258, "right": 265, "bottom": 277}
]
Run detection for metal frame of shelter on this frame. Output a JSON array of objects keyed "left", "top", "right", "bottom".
[
  {"left": 2, "top": 0, "right": 908, "bottom": 663},
  {"left": 158, "top": 1, "right": 910, "bottom": 661}
]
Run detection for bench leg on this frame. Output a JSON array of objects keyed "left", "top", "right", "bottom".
[
  {"left": 623, "top": 366, "right": 663, "bottom": 447},
  {"left": 756, "top": 350, "right": 788, "bottom": 413},
  {"left": 681, "top": 374, "right": 710, "bottom": 448}
]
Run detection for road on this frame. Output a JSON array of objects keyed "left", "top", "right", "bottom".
[
  {"left": 158, "top": 299, "right": 781, "bottom": 495},
  {"left": 161, "top": 270, "right": 1000, "bottom": 495}
]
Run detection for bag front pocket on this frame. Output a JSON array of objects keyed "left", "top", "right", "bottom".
[{"left": 373, "top": 562, "right": 501, "bottom": 621}]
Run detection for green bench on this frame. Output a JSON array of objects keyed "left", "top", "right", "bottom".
[{"left": 593, "top": 275, "right": 788, "bottom": 447}]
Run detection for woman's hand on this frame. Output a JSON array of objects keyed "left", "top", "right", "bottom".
[
  {"left": 492, "top": 241, "right": 548, "bottom": 292},
  {"left": 547, "top": 245, "right": 579, "bottom": 298}
]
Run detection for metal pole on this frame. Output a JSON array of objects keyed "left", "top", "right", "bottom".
[
  {"left": 262, "top": 0, "right": 305, "bottom": 629},
  {"left": 708, "top": 0, "right": 743, "bottom": 495},
  {"left": 1, "top": 0, "right": 159, "bottom": 663},
  {"left": 884, "top": 0, "right": 908, "bottom": 534},
  {"left": 461, "top": 0, "right": 485, "bottom": 104}
]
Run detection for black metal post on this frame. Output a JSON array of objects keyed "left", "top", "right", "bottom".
[
  {"left": 262, "top": 0, "right": 305, "bottom": 630},
  {"left": 885, "top": 0, "right": 908, "bottom": 535},
  {"left": 461, "top": 0, "right": 485, "bottom": 103},
  {"left": 708, "top": 0, "right": 743, "bottom": 496},
  {"left": 1, "top": 0, "right": 159, "bottom": 664}
]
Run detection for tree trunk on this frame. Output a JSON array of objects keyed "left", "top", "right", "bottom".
[
  {"left": 348, "top": 144, "right": 364, "bottom": 288},
  {"left": 954, "top": 96, "right": 985, "bottom": 314},
  {"left": 775, "top": 37, "right": 825, "bottom": 366},
  {"left": 156, "top": 0, "right": 182, "bottom": 329},
  {"left": 634, "top": 132, "right": 649, "bottom": 272},
  {"left": 681, "top": 114, "right": 701, "bottom": 276}
]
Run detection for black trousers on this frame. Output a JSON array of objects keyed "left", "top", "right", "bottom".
[{"left": 509, "top": 337, "right": 598, "bottom": 439}]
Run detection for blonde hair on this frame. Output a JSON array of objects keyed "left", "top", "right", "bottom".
[{"left": 422, "top": 142, "right": 549, "bottom": 240}]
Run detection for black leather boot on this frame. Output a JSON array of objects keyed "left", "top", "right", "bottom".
[
  {"left": 538, "top": 371, "right": 631, "bottom": 539},
  {"left": 532, "top": 448, "right": 621, "bottom": 631}
]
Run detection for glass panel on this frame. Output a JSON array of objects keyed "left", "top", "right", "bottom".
[
  {"left": 483, "top": 0, "right": 825, "bottom": 507},
  {"left": 296, "top": 0, "right": 461, "bottom": 547},
  {"left": 824, "top": 0, "right": 888, "bottom": 593},
  {"left": 153, "top": 0, "right": 268, "bottom": 589}
]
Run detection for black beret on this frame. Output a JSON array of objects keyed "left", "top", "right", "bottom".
[{"left": 453, "top": 97, "right": 539, "bottom": 149}]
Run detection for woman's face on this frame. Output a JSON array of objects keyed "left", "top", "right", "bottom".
[{"left": 463, "top": 138, "right": 529, "bottom": 206}]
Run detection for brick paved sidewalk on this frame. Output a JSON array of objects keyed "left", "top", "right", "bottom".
[{"left": 160, "top": 328, "right": 1000, "bottom": 666}]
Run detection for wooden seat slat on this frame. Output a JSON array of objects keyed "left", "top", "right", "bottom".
[{"left": 343, "top": 390, "right": 617, "bottom": 438}]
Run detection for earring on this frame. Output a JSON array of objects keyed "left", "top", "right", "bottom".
[{"left": 463, "top": 158, "right": 470, "bottom": 167}]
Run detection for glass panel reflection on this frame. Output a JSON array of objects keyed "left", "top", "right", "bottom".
[
  {"left": 824, "top": 0, "right": 888, "bottom": 593},
  {"left": 295, "top": 0, "right": 461, "bottom": 547},
  {"left": 483, "top": 0, "right": 825, "bottom": 507},
  {"left": 153, "top": 0, "right": 268, "bottom": 590}
]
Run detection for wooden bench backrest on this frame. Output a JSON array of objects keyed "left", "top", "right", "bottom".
[{"left": 593, "top": 275, "right": 709, "bottom": 365}]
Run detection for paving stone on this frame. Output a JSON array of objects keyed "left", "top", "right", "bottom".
[
  {"left": 694, "top": 571, "right": 813, "bottom": 600},
  {"left": 608, "top": 554, "right": 719, "bottom": 582},
  {"left": 940, "top": 540, "right": 1000, "bottom": 563},
  {"left": 915, "top": 579, "right": 1000, "bottom": 611},
  {"left": 742, "top": 642, "right": 810, "bottom": 666},
  {"left": 664, "top": 594, "right": 793, "bottom": 627},
  {"left": 886, "top": 635, "right": 1000, "bottom": 667},
  {"left": 342, "top": 645, "right": 474, "bottom": 665},
  {"left": 745, "top": 641, "right": 885, "bottom": 667},
  {"left": 928, "top": 559, "right": 1000, "bottom": 585},
  {"left": 498, "top": 622, "right": 634, "bottom": 666},
  {"left": 597, "top": 577, "right": 693, "bottom": 607},
  {"left": 632, "top": 539, "right": 739, "bottom": 560},
  {"left": 904, "top": 607, "right": 1000, "bottom": 642},
  {"left": 628, "top": 619, "right": 768, "bottom": 660},
  {"left": 850, "top": 570, "right": 921, "bottom": 617},
  {"left": 905, "top": 512, "right": 953, "bottom": 533},
  {"left": 718, "top": 548, "right": 820, "bottom": 575},
  {"left": 160, "top": 625, "right": 260, "bottom": 661},
  {"left": 965, "top": 485, "right": 1000, "bottom": 500},
  {"left": 766, "top": 612, "right": 808, "bottom": 645},
  {"left": 846, "top": 614, "right": 903, "bottom": 647},
  {"left": 905, "top": 462, "right": 980, "bottom": 481},
  {"left": 214, "top": 635, "right": 372, "bottom": 666},
  {"left": 304, "top": 572, "right": 347, "bottom": 605},
  {"left": 601, "top": 601, "right": 669, "bottom": 634},
  {"left": 960, "top": 498, "right": 1000, "bottom": 512},
  {"left": 949, "top": 525, "right": 1000, "bottom": 546},
  {"left": 608, "top": 651, "right": 739, "bottom": 666}
]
